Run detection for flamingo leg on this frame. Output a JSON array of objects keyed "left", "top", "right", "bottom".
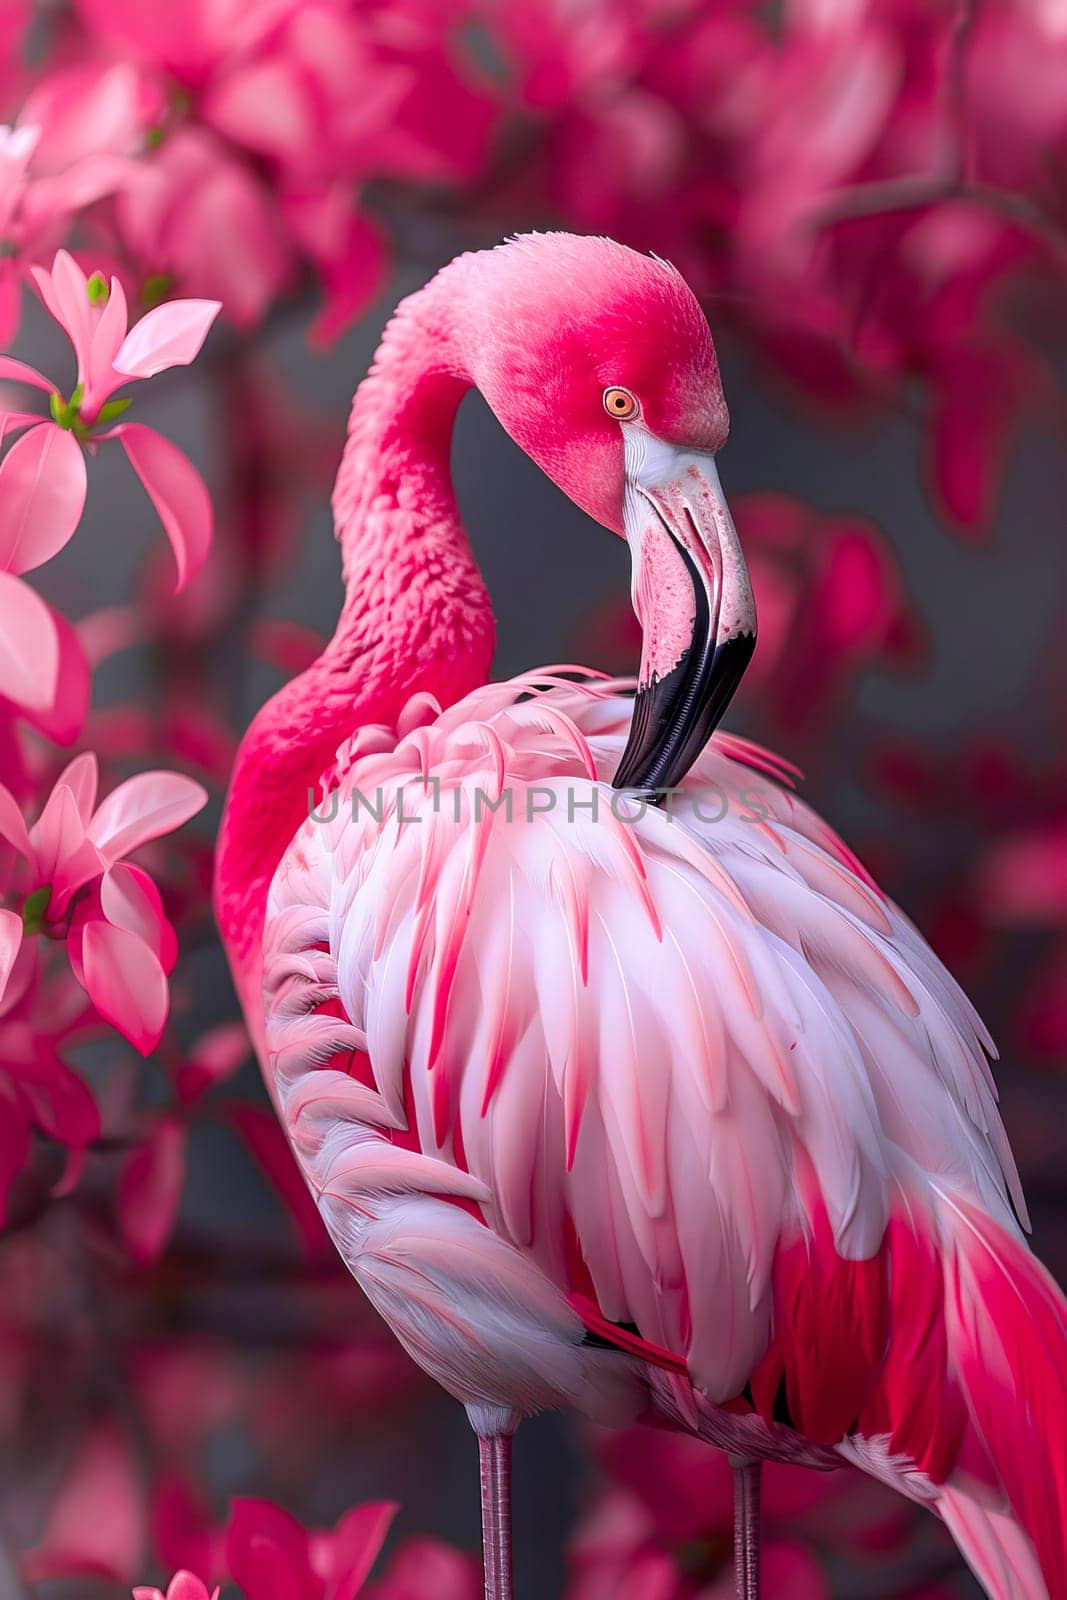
[
  {"left": 731, "top": 1456, "right": 761, "bottom": 1600},
  {"left": 468, "top": 1406, "right": 519, "bottom": 1600}
]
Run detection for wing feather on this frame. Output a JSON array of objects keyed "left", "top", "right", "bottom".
[{"left": 263, "top": 673, "right": 1023, "bottom": 1402}]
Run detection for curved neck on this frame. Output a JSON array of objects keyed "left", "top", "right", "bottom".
[{"left": 215, "top": 278, "right": 494, "bottom": 980}]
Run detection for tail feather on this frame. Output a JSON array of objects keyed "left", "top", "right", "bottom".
[
  {"left": 939, "top": 1195, "right": 1067, "bottom": 1600},
  {"left": 937, "top": 1484, "right": 1047, "bottom": 1600},
  {"left": 738, "top": 1187, "right": 1066, "bottom": 1597}
]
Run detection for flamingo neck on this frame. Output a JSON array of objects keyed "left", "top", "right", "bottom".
[{"left": 215, "top": 278, "right": 494, "bottom": 979}]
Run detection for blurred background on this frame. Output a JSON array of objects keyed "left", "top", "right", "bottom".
[{"left": 2, "top": 1, "right": 1066, "bottom": 1597}]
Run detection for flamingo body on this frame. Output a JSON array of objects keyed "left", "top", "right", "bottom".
[{"left": 217, "top": 235, "right": 1067, "bottom": 1600}]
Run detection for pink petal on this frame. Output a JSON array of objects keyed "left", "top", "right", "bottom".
[
  {"left": 109, "top": 423, "right": 213, "bottom": 589},
  {"left": 0, "top": 421, "right": 87, "bottom": 573},
  {"left": 202, "top": 58, "right": 317, "bottom": 166},
  {"left": 21, "top": 1421, "right": 144, "bottom": 1583},
  {"left": 0, "top": 568, "right": 60, "bottom": 709},
  {"left": 13, "top": 601, "right": 92, "bottom": 746},
  {"left": 307, "top": 212, "right": 387, "bottom": 349},
  {"left": 0, "top": 937, "right": 36, "bottom": 1021},
  {"left": 117, "top": 1118, "right": 185, "bottom": 1263},
  {"left": 178, "top": 1020, "right": 249, "bottom": 1102},
  {"left": 225, "top": 1499, "right": 319, "bottom": 1600},
  {"left": 101, "top": 863, "right": 178, "bottom": 973},
  {"left": 0, "top": 354, "right": 55, "bottom": 393},
  {"left": 30, "top": 782, "right": 102, "bottom": 911},
  {"left": 17, "top": 1051, "right": 100, "bottom": 1154},
  {"left": 32, "top": 782, "right": 86, "bottom": 878},
  {"left": 167, "top": 1577, "right": 220, "bottom": 1600},
  {"left": 88, "top": 769, "right": 207, "bottom": 862},
  {"left": 0, "top": 411, "right": 49, "bottom": 446},
  {"left": 0, "top": 907, "right": 22, "bottom": 1005},
  {"left": 53, "top": 751, "right": 99, "bottom": 823},
  {"left": 32, "top": 250, "right": 95, "bottom": 381},
  {"left": 316, "top": 1502, "right": 397, "bottom": 1600},
  {"left": 81, "top": 918, "right": 168, "bottom": 1054},
  {"left": 85, "top": 274, "right": 130, "bottom": 407},
  {"left": 23, "top": 153, "right": 140, "bottom": 223},
  {"left": 20, "top": 61, "right": 148, "bottom": 174},
  {"left": 153, "top": 1478, "right": 223, "bottom": 1587},
  {"left": 0, "top": 266, "right": 20, "bottom": 350},
  {"left": 114, "top": 299, "right": 221, "bottom": 379},
  {"left": 0, "top": 780, "right": 32, "bottom": 858}
]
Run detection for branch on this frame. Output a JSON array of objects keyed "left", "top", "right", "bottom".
[
  {"left": 808, "top": 0, "right": 1067, "bottom": 273},
  {"left": 811, "top": 173, "right": 1067, "bottom": 273}
]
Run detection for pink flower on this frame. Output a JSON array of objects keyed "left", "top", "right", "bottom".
[
  {"left": 114, "top": 126, "right": 295, "bottom": 332},
  {"left": 225, "top": 1498, "right": 397, "bottom": 1600},
  {"left": 134, "top": 1574, "right": 220, "bottom": 1600},
  {"left": 0, "top": 249, "right": 219, "bottom": 591},
  {"left": 0, "top": 751, "right": 206, "bottom": 1052},
  {"left": 0, "top": 70, "right": 142, "bottom": 346}
]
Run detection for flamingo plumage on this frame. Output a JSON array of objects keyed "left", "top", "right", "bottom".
[{"left": 215, "top": 233, "right": 1067, "bottom": 1600}]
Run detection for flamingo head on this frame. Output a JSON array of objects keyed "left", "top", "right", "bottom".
[{"left": 462, "top": 233, "right": 756, "bottom": 798}]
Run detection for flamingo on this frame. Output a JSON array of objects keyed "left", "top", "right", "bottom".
[{"left": 215, "top": 233, "right": 1067, "bottom": 1600}]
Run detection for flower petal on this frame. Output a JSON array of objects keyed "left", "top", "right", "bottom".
[
  {"left": 101, "top": 863, "right": 178, "bottom": 973},
  {"left": 114, "top": 299, "right": 221, "bottom": 380},
  {"left": 0, "top": 422, "right": 87, "bottom": 573},
  {"left": 81, "top": 918, "right": 168, "bottom": 1054},
  {"left": 168, "top": 1577, "right": 220, "bottom": 1600},
  {"left": 53, "top": 751, "right": 99, "bottom": 823},
  {"left": 117, "top": 1118, "right": 185, "bottom": 1262},
  {"left": 0, "top": 355, "right": 55, "bottom": 393},
  {"left": 319, "top": 1502, "right": 397, "bottom": 1598},
  {"left": 30, "top": 781, "right": 100, "bottom": 906},
  {"left": 31, "top": 250, "right": 95, "bottom": 385},
  {"left": 0, "top": 907, "right": 23, "bottom": 1006},
  {"left": 12, "top": 602, "right": 92, "bottom": 746},
  {"left": 87, "top": 769, "right": 206, "bottom": 862},
  {"left": 21, "top": 1421, "right": 144, "bottom": 1584},
  {"left": 85, "top": 275, "right": 130, "bottom": 409},
  {"left": 0, "top": 781, "right": 32, "bottom": 858},
  {"left": 0, "top": 568, "right": 60, "bottom": 709},
  {"left": 225, "top": 1500, "right": 318, "bottom": 1600},
  {"left": 108, "top": 423, "right": 213, "bottom": 589}
]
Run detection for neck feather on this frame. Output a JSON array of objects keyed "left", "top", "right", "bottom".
[{"left": 215, "top": 278, "right": 494, "bottom": 975}]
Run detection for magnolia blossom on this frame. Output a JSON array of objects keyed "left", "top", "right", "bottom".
[
  {"left": 0, "top": 751, "right": 206, "bottom": 1052},
  {"left": 0, "top": 72, "right": 141, "bottom": 345},
  {"left": 0, "top": 251, "right": 219, "bottom": 636}
]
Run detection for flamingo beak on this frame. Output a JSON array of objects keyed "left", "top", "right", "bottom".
[{"left": 613, "top": 429, "right": 756, "bottom": 799}]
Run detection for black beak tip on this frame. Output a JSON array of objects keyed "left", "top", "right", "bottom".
[{"left": 612, "top": 631, "right": 756, "bottom": 799}]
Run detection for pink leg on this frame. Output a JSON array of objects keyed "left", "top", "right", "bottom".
[
  {"left": 468, "top": 1405, "right": 519, "bottom": 1600},
  {"left": 731, "top": 1456, "right": 761, "bottom": 1600}
]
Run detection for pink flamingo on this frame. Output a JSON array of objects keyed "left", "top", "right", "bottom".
[{"left": 216, "top": 234, "right": 1067, "bottom": 1600}]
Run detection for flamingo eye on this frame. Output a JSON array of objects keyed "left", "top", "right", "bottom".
[{"left": 603, "top": 387, "right": 638, "bottom": 420}]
